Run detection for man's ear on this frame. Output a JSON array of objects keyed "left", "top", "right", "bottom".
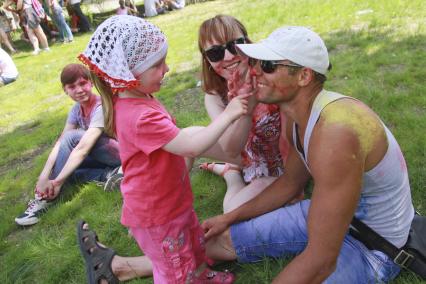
[{"left": 298, "top": 68, "right": 314, "bottom": 87}]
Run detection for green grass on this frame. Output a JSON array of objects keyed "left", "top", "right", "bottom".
[{"left": 1, "top": 0, "right": 425, "bottom": 283}]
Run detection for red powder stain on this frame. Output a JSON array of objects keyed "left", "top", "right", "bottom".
[
  {"left": 377, "top": 170, "right": 385, "bottom": 178},
  {"left": 397, "top": 148, "right": 407, "bottom": 171},
  {"left": 216, "top": 69, "right": 224, "bottom": 76}
]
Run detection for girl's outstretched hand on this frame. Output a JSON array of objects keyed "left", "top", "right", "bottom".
[
  {"left": 227, "top": 62, "right": 251, "bottom": 99},
  {"left": 227, "top": 63, "right": 258, "bottom": 114},
  {"left": 223, "top": 94, "right": 249, "bottom": 121}
]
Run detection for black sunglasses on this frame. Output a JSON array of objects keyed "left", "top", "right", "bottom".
[
  {"left": 204, "top": 37, "right": 246, "bottom": 62},
  {"left": 249, "top": 58, "right": 302, "bottom": 74}
]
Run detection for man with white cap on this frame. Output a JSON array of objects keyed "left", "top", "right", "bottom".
[{"left": 201, "top": 26, "right": 414, "bottom": 283}]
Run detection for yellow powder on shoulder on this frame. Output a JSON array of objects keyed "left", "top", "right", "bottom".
[{"left": 321, "top": 101, "right": 382, "bottom": 155}]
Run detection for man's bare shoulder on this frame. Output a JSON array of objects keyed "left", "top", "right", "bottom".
[
  {"left": 307, "top": 97, "right": 388, "bottom": 179},
  {"left": 318, "top": 98, "right": 385, "bottom": 156}
]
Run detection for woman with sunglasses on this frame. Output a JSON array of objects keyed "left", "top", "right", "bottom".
[{"left": 196, "top": 15, "right": 295, "bottom": 213}]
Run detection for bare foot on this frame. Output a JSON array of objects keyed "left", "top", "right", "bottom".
[{"left": 199, "top": 162, "right": 241, "bottom": 177}]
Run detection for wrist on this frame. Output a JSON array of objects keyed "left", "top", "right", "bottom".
[
  {"left": 220, "top": 111, "right": 237, "bottom": 125},
  {"left": 38, "top": 173, "right": 49, "bottom": 181},
  {"left": 52, "top": 179, "right": 63, "bottom": 187},
  {"left": 223, "top": 211, "right": 236, "bottom": 226}
]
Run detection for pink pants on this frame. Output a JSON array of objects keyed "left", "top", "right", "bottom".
[{"left": 131, "top": 209, "right": 213, "bottom": 283}]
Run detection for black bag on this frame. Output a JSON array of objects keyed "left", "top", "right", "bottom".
[
  {"left": 402, "top": 214, "right": 426, "bottom": 278},
  {"left": 350, "top": 213, "right": 426, "bottom": 279}
]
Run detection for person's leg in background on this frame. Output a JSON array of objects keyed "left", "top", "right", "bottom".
[
  {"left": 52, "top": 6, "right": 73, "bottom": 42},
  {"left": 0, "top": 28, "right": 16, "bottom": 53},
  {"left": 71, "top": 2, "right": 91, "bottom": 32},
  {"left": 50, "top": 131, "right": 120, "bottom": 184},
  {"left": 49, "top": 129, "right": 85, "bottom": 180},
  {"left": 50, "top": 7, "right": 64, "bottom": 42},
  {"left": 33, "top": 25, "right": 49, "bottom": 49},
  {"left": 26, "top": 27, "right": 40, "bottom": 54},
  {"left": 70, "top": 135, "right": 121, "bottom": 185}
]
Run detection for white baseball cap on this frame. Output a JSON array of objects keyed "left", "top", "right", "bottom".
[{"left": 237, "top": 26, "right": 330, "bottom": 75}]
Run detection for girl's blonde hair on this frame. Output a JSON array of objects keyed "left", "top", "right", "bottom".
[
  {"left": 198, "top": 15, "right": 251, "bottom": 99},
  {"left": 90, "top": 72, "right": 116, "bottom": 138}
]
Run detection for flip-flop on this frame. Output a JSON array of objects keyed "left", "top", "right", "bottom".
[
  {"left": 199, "top": 162, "right": 241, "bottom": 177},
  {"left": 77, "top": 220, "right": 119, "bottom": 284}
]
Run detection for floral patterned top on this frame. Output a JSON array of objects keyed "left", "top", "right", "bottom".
[{"left": 241, "top": 103, "right": 288, "bottom": 182}]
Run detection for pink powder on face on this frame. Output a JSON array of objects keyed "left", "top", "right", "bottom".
[{"left": 216, "top": 68, "right": 224, "bottom": 76}]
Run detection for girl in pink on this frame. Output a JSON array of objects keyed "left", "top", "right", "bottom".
[{"left": 78, "top": 16, "right": 246, "bottom": 283}]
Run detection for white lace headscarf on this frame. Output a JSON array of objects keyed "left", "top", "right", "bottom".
[{"left": 79, "top": 15, "right": 168, "bottom": 93}]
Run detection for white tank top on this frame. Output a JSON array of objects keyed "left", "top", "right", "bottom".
[{"left": 292, "top": 89, "right": 414, "bottom": 247}]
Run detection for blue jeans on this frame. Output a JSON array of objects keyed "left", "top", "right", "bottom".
[
  {"left": 230, "top": 200, "right": 401, "bottom": 283},
  {"left": 50, "top": 129, "right": 120, "bottom": 184},
  {"left": 51, "top": 6, "right": 73, "bottom": 41}
]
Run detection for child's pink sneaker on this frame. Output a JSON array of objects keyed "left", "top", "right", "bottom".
[{"left": 195, "top": 268, "right": 235, "bottom": 283}]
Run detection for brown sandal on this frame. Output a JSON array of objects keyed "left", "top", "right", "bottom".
[{"left": 77, "top": 220, "right": 119, "bottom": 284}]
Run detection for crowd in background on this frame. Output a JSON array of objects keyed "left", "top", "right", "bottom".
[{"left": 0, "top": 0, "right": 186, "bottom": 87}]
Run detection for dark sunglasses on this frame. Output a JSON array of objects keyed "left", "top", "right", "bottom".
[
  {"left": 249, "top": 58, "right": 302, "bottom": 74},
  {"left": 204, "top": 37, "right": 246, "bottom": 62}
]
